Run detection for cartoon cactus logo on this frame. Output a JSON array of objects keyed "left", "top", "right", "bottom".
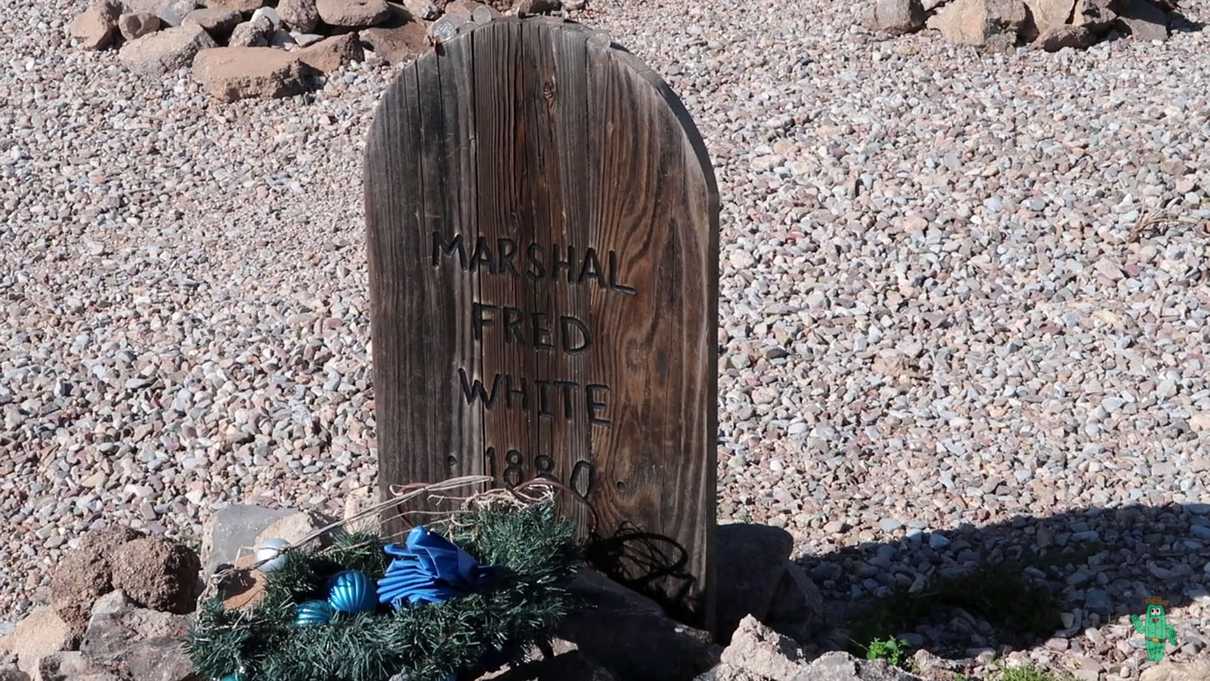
[{"left": 1130, "top": 597, "right": 1177, "bottom": 662}]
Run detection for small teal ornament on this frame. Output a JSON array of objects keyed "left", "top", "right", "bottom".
[
  {"left": 294, "top": 599, "right": 334, "bottom": 626},
  {"left": 327, "top": 570, "right": 378, "bottom": 614}
]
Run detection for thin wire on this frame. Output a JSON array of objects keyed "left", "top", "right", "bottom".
[{"left": 199, "top": 474, "right": 601, "bottom": 603}]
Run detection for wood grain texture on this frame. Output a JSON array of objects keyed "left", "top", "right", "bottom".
[{"left": 363, "top": 16, "right": 720, "bottom": 626}]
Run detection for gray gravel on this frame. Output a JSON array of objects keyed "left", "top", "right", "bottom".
[
  {"left": 3, "top": 0, "right": 1210, "bottom": 676},
  {"left": 620, "top": 0, "right": 1210, "bottom": 674}
]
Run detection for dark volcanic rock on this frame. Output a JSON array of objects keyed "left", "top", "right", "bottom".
[
  {"left": 49, "top": 527, "right": 143, "bottom": 644},
  {"left": 109, "top": 538, "right": 201, "bottom": 614}
]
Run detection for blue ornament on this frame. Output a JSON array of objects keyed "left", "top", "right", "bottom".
[
  {"left": 294, "top": 599, "right": 334, "bottom": 626},
  {"left": 327, "top": 570, "right": 378, "bottom": 614},
  {"left": 377, "top": 526, "right": 495, "bottom": 610}
]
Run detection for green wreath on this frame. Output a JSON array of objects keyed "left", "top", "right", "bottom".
[{"left": 186, "top": 502, "right": 578, "bottom": 681}]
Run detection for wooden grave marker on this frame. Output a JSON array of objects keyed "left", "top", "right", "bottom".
[{"left": 364, "top": 17, "right": 719, "bottom": 625}]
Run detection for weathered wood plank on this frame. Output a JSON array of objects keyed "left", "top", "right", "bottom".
[
  {"left": 364, "top": 17, "right": 719, "bottom": 625},
  {"left": 518, "top": 21, "right": 595, "bottom": 532},
  {"left": 579, "top": 35, "right": 719, "bottom": 622},
  {"left": 365, "top": 61, "right": 443, "bottom": 520},
  {"left": 471, "top": 20, "right": 536, "bottom": 490}
]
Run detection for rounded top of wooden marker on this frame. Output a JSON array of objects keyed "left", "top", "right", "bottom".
[{"left": 369, "top": 16, "right": 718, "bottom": 209}]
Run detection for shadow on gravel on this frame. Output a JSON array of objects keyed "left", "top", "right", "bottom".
[
  {"left": 794, "top": 503, "right": 1210, "bottom": 659},
  {"left": 1169, "top": 9, "right": 1205, "bottom": 34}
]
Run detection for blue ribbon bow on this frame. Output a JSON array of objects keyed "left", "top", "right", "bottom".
[{"left": 377, "top": 526, "right": 495, "bottom": 609}]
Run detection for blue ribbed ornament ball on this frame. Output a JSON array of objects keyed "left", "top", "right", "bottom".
[
  {"left": 294, "top": 599, "right": 335, "bottom": 626},
  {"left": 327, "top": 570, "right": 378, "bottom": 614}
]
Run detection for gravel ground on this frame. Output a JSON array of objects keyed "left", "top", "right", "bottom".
[{"left": 3, "top": 0, "right": 1210, "bottom": 676}]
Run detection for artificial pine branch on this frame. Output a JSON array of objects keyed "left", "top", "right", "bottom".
[{"left": 186, "top": 502, "right": 578, "bottom": 681}]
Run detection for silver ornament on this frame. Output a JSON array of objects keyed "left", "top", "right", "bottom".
[{"left": 255, "top": 538, "right": 290, "bottom": 572}]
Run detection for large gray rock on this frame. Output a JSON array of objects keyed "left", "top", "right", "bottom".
[
  {"left": 1022, "top": 0, "right": 1076, "bottom": 38},
  {"left": 0, "top": 666, "right": 29, "bottom": 681},
  {"left": 278, "top": 0, "right": 320, "bottom": 31},
  {"left": 227, "top": 15, "right": 274, "bottom": 46},
  {"left": 118, "top": 25, "right": 216, "bottom": 75},
  {"left": 49, "top": 558, "right": 110, "bottom": 645},
  {"left": 122, "top": 0, "right": 198, "bottom": 26},
  {"left": 192, "top": 47, "right": 315, "bottom": 102},
  {"left": 426, "top": 11, "right": 466, "bottom": 43},
  {"left": 862, "top": 0, "right": 926, "bottom": 34},
  {"left": 762, "top": 562, "right": 824, "bottom": 642},
  {"left": 69, "top": 0, "right": 123, "bottom": 50},
  {"left": 907, "top": 650, "right": 967, "bottom": 681},
  {"left": 35, "top": 652, "right": 115, "bottom": 681},
  {"left": 316, "top": 0, "right": 392, "bottom": 27},
  {"left": 80, "top": 592, "right": 190, "bottom": 659},
  {"left": 296, "top": 33, "right": 364, "bottom": 73},
  {"left": 514, "top": 0, "right": 561, "bottom": 15},
  {"left": 0, "top": 608, "right": 70, "bottom": 678},
  {"left": 116, "top": 638, "right": 195, "bottom": 681},
  {"left": 719, "top": 617, "right": 805, "bottom": 681},
  {"left": 253, "top": 510, "right": 326, "bottom": 548},
  {"left": 118, "top": 12, "right": 163, "bottom": 40},
  {"left": 804, "top": 652, "right": 924, "bottom": 681},
  {"left": 205, "top": 0, "right": 264, "bottom": 11},
  {"left": 926, "top": 0, "right": 1027, "bottom": 48},
  {"left": 1072, "top": 0, "right": 1123, "bottom": 30},
  {"left": 1140, "top": 659, "right": 1210, "bottom": 681},
  {"left": 1116, "top": 0, "right": 1168, "bottom": 40},
  {"left": 1037, "top": 23, "right": 1095, "bottom": 49},
  {"left": 555, "top": 569, "right": 720, "bottom": 681},
  {"left": 444, "top": 0, "right": 501, "bottom": 18},
  {"left": 715, "top": 525, "right": 792, "bottom": 639},
  {"left": 699, "top": 648, "right": 926, "bottom": 681},
  {"left": 251, "top": 5, "right": 283, "bottom": 27},
  {"left": 49, "top": 527, "right": 144, "bottom": 645},
  {"left": 342, "top": 487, "right": 384, "bottom": 534},
  {"left": 402, "top": 0, "right": 440, "bottom": 19},
  {"left": 181, "top": 7, "right": 241, "bottom": 37},
  {"left": 714, "top": 525, "right": 824, "bottom": 643},
  {"left": 110, "top": 538, "right": 200, "bottom": 615},
  {"left": 200, "top": 504, "right": 294, "bottom": 577},
  {"left": 361, "top": 16, "right": 429, "bottom": 64},
  {"left": 78, "top": 591, "right": 195, "bottom": 681}
]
